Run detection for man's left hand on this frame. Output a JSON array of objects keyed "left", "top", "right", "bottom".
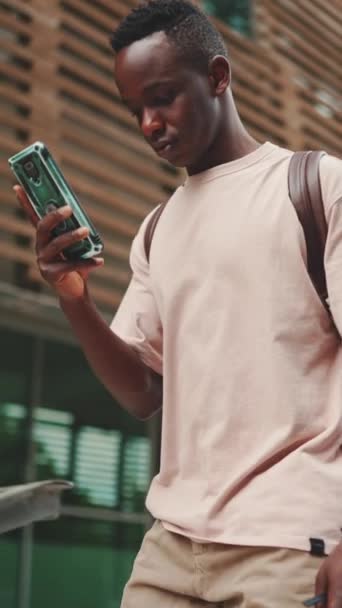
[{"left": 315, "top": 543, "right": 342, "bottom": 608}]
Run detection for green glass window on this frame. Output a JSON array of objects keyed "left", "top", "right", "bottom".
[
  {"left": 0, "top": 328, "right": 33, "bottom": 608},
  {"left": 31, "top": 517, "right": 145, "bottom": 608},
  {"left": 0, "top": 325, "right": 153, "bottom": 608},
  {"left": 0, "top": 328, "right": 32, "bottom": 485},
  {"left": 32, "top": 406, "right": 152, "bottom": 512},
  {"left": 38, "top": 338, "right": 152, "bottom": 512},
  {"left": 0, "top": 530, "right": 20, "bottom": 608},
  {"left": 203, "top": 0, "right": 251, "bottom": 36}
]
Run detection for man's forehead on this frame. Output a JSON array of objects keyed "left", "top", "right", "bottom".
[{"left": 115, "top": 31, "right": 181, "bottom": 84}]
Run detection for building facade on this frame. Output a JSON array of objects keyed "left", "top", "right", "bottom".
[{"left": 0, "top": 0, "right": 341, "bottom": 606}]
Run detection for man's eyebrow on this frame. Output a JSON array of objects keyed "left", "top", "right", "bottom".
[
  {"left": 143, "top": 79, "right": 175, "bottom": 94},
  {"left": 121, "top": 79, "right": 178, "bottom": 106}
]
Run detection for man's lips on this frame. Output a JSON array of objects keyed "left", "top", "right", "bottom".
[
  {"left": 152, "top": 140, "right": 179, "bottom": 159},
  {"left": 153, "top": 140, "right": 173, "bottom": 153}
]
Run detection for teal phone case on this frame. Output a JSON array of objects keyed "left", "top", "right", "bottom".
[{"left": 8, "top": 141, "right": 104, "bottom": 260}]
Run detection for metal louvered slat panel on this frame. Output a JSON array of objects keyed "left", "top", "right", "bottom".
[
  {"left": 33, "top": 422, "right": 71, "bottom": 477},
  {"left": 1, "top": 0, "right": 341, "bottom": 316},
  {"left": 121, "top": 437, "right": 151, "bottom": 513},
  {"left": 75, "top": 427, "right": 121, "bottom": 508}
]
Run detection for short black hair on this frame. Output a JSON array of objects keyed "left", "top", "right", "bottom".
[{"left": 110, "top": 0, "right": 228, "bottom": 73}]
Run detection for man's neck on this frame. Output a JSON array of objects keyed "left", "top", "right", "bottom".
[
  {"left": 187, "top": 132, "right": 261, "bottom": 176},
  {"left": 187, "top": 93, "right": 261, "bottom": 176}
]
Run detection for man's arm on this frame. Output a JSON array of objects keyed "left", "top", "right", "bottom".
[
  {"left": 14, "top": 185, "right": 163, "bottom": 420},
  {"left": 60, "top": 293, "right": 162, "bottom": 420},
  {"left": 314, "top": 155, "right": 342, "bottom": 608},
  {"left": 321, "top": 155, "right": 342, "bottom": 335}
]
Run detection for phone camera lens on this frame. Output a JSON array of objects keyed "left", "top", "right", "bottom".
[{"left": 23, "top": 160, "right": 40, "bottom": 181}]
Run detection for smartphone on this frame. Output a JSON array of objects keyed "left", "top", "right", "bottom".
[
  {"left": 8, "top": 141, "right": 104, "bottom": 261},
  {"left": 303, "top": 594, "right": 327, "bottom": 607}
]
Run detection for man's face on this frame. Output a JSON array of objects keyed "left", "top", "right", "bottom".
[{"left": 114, "top": 31, "right": 220, "bottom": 173}]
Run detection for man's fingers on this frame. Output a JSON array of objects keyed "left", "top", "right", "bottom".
[
  {"left": 36, "top": 205, "right": 73, "bottom": 250},
  {"left": 13, "top": 185, "right": 74, "bottom": 253},
  {"left": 315, "top": 564, "right": 328, "bottom": 608},
  {"left": 314, "top": 568, "right": 342, "bottom": 608},
  {"left": 38, "top": 226, "right": 90, "bottom": 262},
  {"left": 314, "top": 544, "right": 342, "bottom": 608},
  {"left": 327, "top": 586, "right": 342, "bottom": 608},
  {"left": 40, "top": 257, "right": 104, "bottom": 282},
  {"left": 78, "top": 257, "right": 105, "bottom": 281},
  {"left": 13, "top": 185, "right": 39, "bottom": 226}
]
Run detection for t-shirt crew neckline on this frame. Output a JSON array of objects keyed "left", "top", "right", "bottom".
[{"left": 184, "top": 141, "right": 276, "bottom": 187}]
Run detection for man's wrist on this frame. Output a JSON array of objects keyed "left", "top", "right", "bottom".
[{"left": 59, "top": 289, "right": 92, "bottom": 311}]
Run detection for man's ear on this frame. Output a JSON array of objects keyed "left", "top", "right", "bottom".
[{"left": 208, "top": 55, "right": 231, "bottom": 96}]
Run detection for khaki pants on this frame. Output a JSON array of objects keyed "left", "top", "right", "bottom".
[{"left": 121, "top": 521, "right": 323, "bottom": 607}]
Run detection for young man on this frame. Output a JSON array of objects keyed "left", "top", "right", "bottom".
[{"left": 15, "top": 1, "right": 342, "bottom": 607}]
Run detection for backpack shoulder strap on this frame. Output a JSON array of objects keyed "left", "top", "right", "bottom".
[
  {"left": 288, "top": 150, "right": 330, "bottom": 315},
  {"left": 144, "top": 200, "right": 169, "bottom": 263}
]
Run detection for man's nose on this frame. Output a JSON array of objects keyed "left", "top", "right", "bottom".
[{"left": 141, "top": 107, "right": 163, "bottom": 139}]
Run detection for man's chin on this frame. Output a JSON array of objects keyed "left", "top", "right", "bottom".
[{"left": 158, "top": 149, "right": 187, "bottom": 169}]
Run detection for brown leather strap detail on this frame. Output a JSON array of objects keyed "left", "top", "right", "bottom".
[
  {"left": 144, "top": 200, "right": 169, "bottom": 262},
  {"left": 288, "top": 150, "right": 329, "bottom": 314}
]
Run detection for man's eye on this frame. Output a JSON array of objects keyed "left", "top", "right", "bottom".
[
  {"left": 130, "top": 109, "right": 141, "bottom": 120},
  {"left": 154, "top": 93, "right": 176, "bottom": 106}
]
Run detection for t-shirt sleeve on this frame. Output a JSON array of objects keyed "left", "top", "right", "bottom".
[
  {"left": 320, "top": 154, "right": 342, "bottom": 334},
  {"left": 110, "top": 211, "right": 163, "bottom": 375}
]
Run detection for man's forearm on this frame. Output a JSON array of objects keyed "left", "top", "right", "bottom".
[{"left": 59, "top": 294, "right": 162, "bottom": 419}]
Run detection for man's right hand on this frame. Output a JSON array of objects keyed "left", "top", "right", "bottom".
[
  {"left": 14, "top": 188, "right": 160, "bottom": 419},
  {"left": 14, "top": 185, "right": 104, "bottom": 301}
]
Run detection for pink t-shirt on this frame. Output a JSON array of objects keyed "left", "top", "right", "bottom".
[{"left": 111, "top": 142, "right": 342, "bottom": 554}]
